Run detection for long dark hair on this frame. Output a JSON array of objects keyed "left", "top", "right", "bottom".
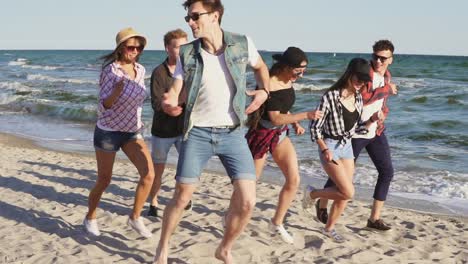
[
  {"left": 99, "top": 37, "right": 145, "bottom": 68},
  {"left": 246, "top": 62, "right": 292, "bottom": 129}
]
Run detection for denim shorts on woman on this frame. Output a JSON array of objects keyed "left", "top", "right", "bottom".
[
  {"left": 318, "top": 138, "right": 354, "bottom": 164},
  {"left": 93, "top": 126, "right": 143, "bottom": 152},
  {"left": 175, "top": 126, "right": 256, "bottom": 184}
]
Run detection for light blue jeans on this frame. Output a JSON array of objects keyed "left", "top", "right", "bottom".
[
  {"left": 151, "top": 135, "right": 183, "bottom": 164},
  {"left": 176, "top": 126, "right": 256, "bottom": 184}
]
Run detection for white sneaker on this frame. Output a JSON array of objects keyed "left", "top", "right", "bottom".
[
  {"left": 269, "top": 220, "right": 294, "bottom": 244},
  {"left": 320, "top": 227, "right": 346, "bottom": 243},
  {"left": 83, "top": 217, "right": 100, "bottom": 236},
  {"left": 127, "top": 217, "right": 152, "bottom": 238},
  {"left": 302, "top": 185, "right": 316, "bottom": 214}
]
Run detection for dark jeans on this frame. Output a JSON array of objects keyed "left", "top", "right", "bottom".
[{"left": 324, "top": 132, "right": 394, "bottom": 201}]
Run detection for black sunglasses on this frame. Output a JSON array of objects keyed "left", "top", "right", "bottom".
[
  {"left": 372, "top": 53, "right": 392, "bottom": 62},
  {"left": 125, "top": 45, "right": 143, "bottom": 52},
  {"left": 184, "top": 12, "right": 212, "bottom": 22}
]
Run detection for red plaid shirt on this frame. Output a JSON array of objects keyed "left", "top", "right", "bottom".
[{"left": 358, "top": 68, "right": 392, "bottom": 136}]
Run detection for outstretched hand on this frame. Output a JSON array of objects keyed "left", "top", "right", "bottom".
[
  {"left": 389, "top": 82, "right": 398, "bottom": 95},
  {"left": 307, "top": 110, "right": 323, "bottom": 120},
  {"left": 293, "top": 123, "right": 305, "bottom": 135},
  {"left": 245, "top": 89, "right": 268, "bottom": 114},
  {"left": 162, "top": 92, "right": 183, "bottom": 116}
]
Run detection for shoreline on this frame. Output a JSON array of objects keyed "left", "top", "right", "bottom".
[{"left": 1, "top": 130, "right": 466, "bottom": 219}]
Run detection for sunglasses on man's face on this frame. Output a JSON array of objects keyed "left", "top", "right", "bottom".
[
  {"left": 125, "top": 46, "right": 143, "bottom": 52},
  {"left": 372, "top": 53, "right": 391, "bottom": 63},
  {"left": 184, "top": 12, "right": 212, "bottom": 22}
]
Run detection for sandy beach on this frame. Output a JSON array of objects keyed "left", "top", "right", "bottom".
[{"left": 0, "top": 132, "right": 466, "bottom": 264}]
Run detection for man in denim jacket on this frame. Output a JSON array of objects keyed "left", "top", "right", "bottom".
[{"left": 154, "top": 0, "right": 269, "bottom": 263}]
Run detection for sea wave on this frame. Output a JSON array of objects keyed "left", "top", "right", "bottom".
[
  {"left": 26, "top": 74, "right": 98, "bottom": 85},
  {"left": 0, "top": 81, "right": 31, "bottom": 91},
  {"left": 301, "top": 163, "right": 468, "bottom": 199},
  {"left": 22, "top": 64, "right": 61, "bottom": 71},
  {"left": 8, "top": 100, "right": 97, "bottom": 122},
  {"left": 8, "top": 58, "right": 28, "bottom": 66}
]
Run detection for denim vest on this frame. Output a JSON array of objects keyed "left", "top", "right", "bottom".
[{"left": 179, "top": 31, "right": 249, "bottom": 139}]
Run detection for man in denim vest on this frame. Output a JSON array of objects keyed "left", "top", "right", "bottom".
[{"left": 154, "top": 0, "right": 269, "bottom": 263}]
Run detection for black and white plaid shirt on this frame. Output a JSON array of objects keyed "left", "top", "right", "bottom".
[{"left": 309, "top": 89, "right": 364, "bottom": 146}]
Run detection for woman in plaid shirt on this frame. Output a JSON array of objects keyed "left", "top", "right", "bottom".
[
  {"left": 83, "top": 28, "right": 155, "bottom": 239},
  {"left": 303, "top": 58, "right": 369, "bottom": 243}
]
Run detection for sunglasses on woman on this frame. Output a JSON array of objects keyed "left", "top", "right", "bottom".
[
  {"left": 125, "top": 46, "right": 143, "bottom": 52},
  {"left": 184, "top": 12, "right": 212, "bottom": 22}
]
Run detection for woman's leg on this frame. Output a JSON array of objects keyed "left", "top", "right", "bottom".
[
  {"left": 122, "top": 139, "right": 155, "bottom": 219},
  {"left": 254, "top": 153, "right": 268, "bottom": 181},
  {"left": 86, "top": 149, "right": 116, "bottom": 219},
  {"left": 270, "top": 138, "right": 300, "bottom": 225},
  {"left": 324, "top": 158, "right": 355, "bottom": 231}
]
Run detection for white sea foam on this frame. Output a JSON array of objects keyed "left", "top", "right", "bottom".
[
  {"left": 8, "top": 58, "right": 28, "bottom": 66},
  {"left": 26, "top": 74, "right": 97, "bottom": 85},
  {"left": 0, "top": 81, "right": 30, "bottom": 91},
  {"left": 293, "top": 83, "right": 324, "bottom": 91},
  {"left": 300, "top": 162, "right": 468, "bottom": 200},
  {"left": 22, "top": 64, "right": 60, "bottom": 71}
]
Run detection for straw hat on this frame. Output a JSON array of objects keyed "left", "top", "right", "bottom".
[{"left": 115, "top": 27, "right": 147, "bottom": 48}]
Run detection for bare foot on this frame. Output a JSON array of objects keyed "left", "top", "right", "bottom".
[
  {"left": 215, "top": 246, "right": 232, "bottom": 264},
  {"left": 153, "top": 246, "right": 168, "bottom": 264}
]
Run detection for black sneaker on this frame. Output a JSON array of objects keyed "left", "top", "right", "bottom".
[
  {"left": 366, "top": 219, "right": 392, "bottom": 231},
  {"left": 147, "top": 205, "right": 158, "bottom": 217},
  {"left": 315, "top": 199, "right": 328, "bottom": 224},
  {"left": 184, "top": 200, "right": 193, "bottom": 211}
]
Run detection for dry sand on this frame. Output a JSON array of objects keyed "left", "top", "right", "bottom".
[{"left": 0, "top": 133, "right": 466, "bottom": 264}]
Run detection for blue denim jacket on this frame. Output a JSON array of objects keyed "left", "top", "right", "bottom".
[{"left": 179, "top": 31, "right": 249, "bottom": 138}]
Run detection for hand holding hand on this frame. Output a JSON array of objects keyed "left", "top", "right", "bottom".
[{"left": 307, "top": 110, "right": 323, "bottom": 120}]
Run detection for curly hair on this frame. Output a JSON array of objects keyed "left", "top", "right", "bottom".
[{"left": 373, "top": 39, "right": 395, "bottom": 54}]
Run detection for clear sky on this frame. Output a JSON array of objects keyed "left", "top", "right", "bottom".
[{"left": 2, "top": 0, "right": 467, "bottom": 56}]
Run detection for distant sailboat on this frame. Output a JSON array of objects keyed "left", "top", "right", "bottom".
[{"left": 333, "top": 53, "right": 336, "bottom": 57}]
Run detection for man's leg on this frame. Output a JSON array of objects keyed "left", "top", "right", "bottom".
[
  {"left": 215, "top": 127, "right": 257, "bottom": 263},
  {"left": 365, "top": 133, "right": 393, "bottom": 229},
  {"left": 216, "top": 179, "right": 256, "bottom": 264},
  {"left": 154, "top": 183, "right": 196, "bottom": 264},
  {"left": 148, "top": 136, "right": 176, "bottom": 216},
  {"left": 154, "top": 127, "right": 212, "bottom": 263}
]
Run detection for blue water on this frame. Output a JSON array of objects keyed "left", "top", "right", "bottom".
[{"left": 1, "top": 50, "right": 467, "bottom": 214}]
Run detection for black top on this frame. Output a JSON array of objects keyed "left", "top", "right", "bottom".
[
  {"left": 341, "top": 102, "right": 359, "bottom": 131},
  {"left": 150, "top": 59, "right": 184, "bottom": 138},
  {"left": 261, "top": 87, "right": 296, "bottom": 121}
]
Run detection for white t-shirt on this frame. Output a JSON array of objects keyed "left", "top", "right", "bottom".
[
  {"left": 173, "top": 36, "right": 260, "bottom": 127},
  {"left": 353, "top": 73, "right": 385, "bottom": 139}
]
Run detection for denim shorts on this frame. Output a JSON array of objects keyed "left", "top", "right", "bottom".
[
  {"left": 93, "top": 126, "right": 143, "bottom": 152},
  {"left": 318, "top": 138, "right": 354, "bottom": 164},
  {"left": 151, "top": 135, "right": 183, "bottom": 164},
  {"left": 176, "top": 126, "right": 256, "bottom": 184}
]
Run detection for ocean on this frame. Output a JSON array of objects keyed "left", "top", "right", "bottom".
[{"left": 1, "top": 50, "right": 467, "bottom": 215}]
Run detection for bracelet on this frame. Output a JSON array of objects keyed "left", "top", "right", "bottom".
[
  {"left": 259, "top": 87, "right": 270, "bottom": 98},
  {"left": 321, "top": 148, "right": 329, "bottom": 154}
]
